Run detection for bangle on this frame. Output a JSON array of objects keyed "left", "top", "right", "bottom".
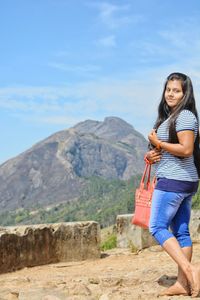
[{"left": 156, "top": 140, "right": 162, "bottom": 150}]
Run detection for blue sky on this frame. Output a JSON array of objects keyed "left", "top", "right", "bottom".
[{"left": 1, "top": 0, "right": 200, "bottom": 163}]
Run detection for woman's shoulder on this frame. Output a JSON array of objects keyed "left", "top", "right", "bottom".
[
  {"left": 177, "top": 109, "right": 197, "bottom": 121},
  {"left": 176, "top": 109, "right": 198, "bottom": 131}
]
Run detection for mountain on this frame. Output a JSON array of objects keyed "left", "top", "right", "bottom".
[{"left": 0, "top": 117, "right": 148, "bottom": 213}]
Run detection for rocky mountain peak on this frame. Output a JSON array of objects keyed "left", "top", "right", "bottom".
[
  {"left": 0, "top": 116, "right": 147, "bottom": 212},
  {"left": 73, "top": 116, "right": 135, "bottom": 142}
]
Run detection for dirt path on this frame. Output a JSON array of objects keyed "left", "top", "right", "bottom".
[{"left": 0, "top": 243, "right": 200, "bottom": 300}]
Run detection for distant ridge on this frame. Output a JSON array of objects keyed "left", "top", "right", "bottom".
[{"left": 0, "top": 116, "right": 148, "bottom": 212}]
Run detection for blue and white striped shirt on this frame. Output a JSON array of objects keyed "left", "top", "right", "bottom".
[{"left": 156, "top": 109, "right": 199, "bottom": 182}]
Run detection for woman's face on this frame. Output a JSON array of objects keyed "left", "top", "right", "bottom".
[{"left": 164, "top": 79, "right": 184, "bottom": 111}]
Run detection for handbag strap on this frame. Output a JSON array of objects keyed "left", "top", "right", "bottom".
[{"left": 140, "top": 162, "right": 151, "bottom": 190}]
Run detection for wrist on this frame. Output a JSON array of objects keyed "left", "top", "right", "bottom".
[{"left": 156, "top": 140, "right": 163, "bottom": 150}]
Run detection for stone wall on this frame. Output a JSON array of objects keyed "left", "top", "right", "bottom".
[
  {"left": 190, "top": 210, "right": 200, "bottom": 242},
  {"left": 0, "top": 221, "right": 101, "bottom": 274},
  {"left": 116, "top": 214, "right": 157, "bottom": 250},
  {"left": 116, "top": 210, "right": 200, "bottom": 250}
]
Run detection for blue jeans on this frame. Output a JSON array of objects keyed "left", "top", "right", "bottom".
[{"left": 149, "top": 189, "right": 193, "bottom": 247}]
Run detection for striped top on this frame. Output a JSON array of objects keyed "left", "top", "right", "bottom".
[{"left": 156, "top": 109, "right": 199, "bottom": 182}]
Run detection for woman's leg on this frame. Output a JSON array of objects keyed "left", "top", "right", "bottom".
[
  {"left": 177, "top": 247, "right": 192, "bottom": 291},
  {"left": 159, "top": 246, "right": 192, "bottom": 296},
  {"left": 162, "top": 237, "right": 200, "bottom": 297},
  {"left": 149, "top": 190, "right": 200, "bottom": 297},
  {"left": 170, "top": 194, "right": 193, "bottom": 293},
  {"left": 160, "top": 194, "right": 193, "bottom": 295},
  {"left": 149, "top": 189, "right": 185, "bottom": 249}
]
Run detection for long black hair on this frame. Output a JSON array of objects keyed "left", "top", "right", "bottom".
[{"left": 154, "top": 72, "right": 200, "bottom": 178}]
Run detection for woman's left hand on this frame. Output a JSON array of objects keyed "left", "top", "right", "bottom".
[{"left": 148, "top": 129, "right": 160, "bottom": 147}]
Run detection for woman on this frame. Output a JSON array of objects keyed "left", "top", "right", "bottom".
[{"left": 146, "top": 72, "right": 200, "bottom": 297}]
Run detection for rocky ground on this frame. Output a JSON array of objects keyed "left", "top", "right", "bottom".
[{"left": 0, "top": 242, "right": 200, "bottom": 300}]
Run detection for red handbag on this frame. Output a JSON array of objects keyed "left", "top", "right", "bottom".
[{"left": 131, "top": 160, "right": 156, "bottom": 229}]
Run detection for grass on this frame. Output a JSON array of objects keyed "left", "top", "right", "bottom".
[{"left": 100, "top": 225, "right": 117, "bottom": 251}]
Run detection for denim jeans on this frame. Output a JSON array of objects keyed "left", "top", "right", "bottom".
[{"left": 149, "top": 189, "right": 193, "bottom": 247}]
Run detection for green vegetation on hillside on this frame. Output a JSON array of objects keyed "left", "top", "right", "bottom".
[
  {"left": 0, "top": 175, "right": 140, "bottom": 227},
  {"left": 0, "top": 176, "right": 199, "bottom": 227}
]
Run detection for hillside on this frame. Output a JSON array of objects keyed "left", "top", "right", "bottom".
[
  {"left": 0, "top": 175, "right": 142, "bottom": 227},
  {"left": 0, "top": 117, "right": 147, "bottom": 216}
]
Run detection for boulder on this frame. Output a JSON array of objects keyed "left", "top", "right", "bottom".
[{"left": 116, "top": 214, "right": 157, "bottom": 250}]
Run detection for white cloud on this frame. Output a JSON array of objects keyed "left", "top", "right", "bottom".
[
  {"left": 158, "top": 17, "right": 200, "bottom": 51},
  {"left": 0, "top": 77, "right": 160, "bottom": 136},
  {"left": 0, "top": 86, "right": 73, "bottom": 100},
  {"left": 0, "top": 98, "right": 29, "bottom": 110},
  {"left": 96, "top": 2, "right": 122, "bottom": 29},
  {"left": 136, "top": 40, "right": 176, "bottom": 59},
  {"left": 0, "top": 63, "right": 200, "bottom": 137},
  {"left": 48, "top": 62, "right": 101, "bottom": 74},
  {"left": 129, "top": 16, "right": 200, "bottom": 74},
  {"left": 88, "top": 1, "right": 142, "bottom": 30},
  {"left": 53, "top": 50, "right": 71, "bottom": 58},
  {"left": 22, "top": 114, "right": 82, "bottom": 126},
  {"left": 96, "top": 35, "right": 116, "bottom": 47},
  {"left": 159, "top": 30, "right": 187, "bottom": 48},
  {"left": 48, "top": 62, "right": 101, "bottom": 73}
]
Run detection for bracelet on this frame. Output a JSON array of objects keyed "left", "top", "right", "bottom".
[{"left": 156, "top": 140, "right": 163, "bottom": 150}]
